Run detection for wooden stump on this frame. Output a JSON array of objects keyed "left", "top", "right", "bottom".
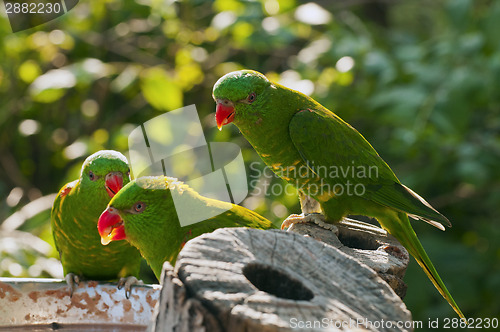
[
  {"left": 149, "top": 228, "right": 413, "bottom": 332},
  {"left": 287, "top": 218, "right": 409, "bottom": 298}
]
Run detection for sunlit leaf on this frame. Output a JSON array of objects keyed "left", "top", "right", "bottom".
[
  {"left": 29, "top": 59, "right": 114, "bottom": 102},
  {"left": 213, "top": 0, "right": 244, "bottom": 12},
  {"left": 232, "top": 22, "right": 254, "bottom": 43},
  {"left": 140, "top": 67, "right": 183, "bottom": 111},
  {"left": 18, "top": 60, "right": 42, "bottom": 84}
]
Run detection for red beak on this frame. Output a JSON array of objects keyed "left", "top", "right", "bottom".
[
  {"left": 215, "top": 100, "right": 235, "bottom": 130},
  {"left": 105, "top": 172, "right": 123, "bottom": 198},
  {"left": 98, "top": 207, "right": 126, "bottom": 245}
]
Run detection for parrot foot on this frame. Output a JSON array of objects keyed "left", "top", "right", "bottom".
[
  {"left": 64, "top": 273, "right": 80, "bottom": 297},
  {"left": 281, "top": 213, "right": 304, "bottom": 230},
  {"left": 118, "top": 276, "right": 144, "bottom": 299},
  {"left": 281, "top": 213, "right": 338, "bottom": 233}
]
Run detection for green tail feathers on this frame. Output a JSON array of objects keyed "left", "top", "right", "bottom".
[{"left": 391, "top": 213, "right": 466, "bottom": 321}]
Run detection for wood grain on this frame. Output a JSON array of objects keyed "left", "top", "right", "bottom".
[
  {"left": 150, "top": 227, "right": 413, "bottom": 332},
  {"left": 288, "top": 218, "right": 409, "bottom": 298}
]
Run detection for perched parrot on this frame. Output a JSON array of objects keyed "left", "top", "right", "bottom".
[
  {"left": 51, "top": 150, "right": 142, "bottom": 296},
  {"left": 97, "top": 176, "right": 276, "bottom": 279},
  {"left": 213, "top": 70, "right": 465, "bottom": 320}
]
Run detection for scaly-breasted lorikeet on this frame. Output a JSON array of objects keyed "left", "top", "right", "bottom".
[
  {"left": 213, "top": 70, "right": 465, "bottom": 320},
  {"left": 51, "top": 150, "right": 142, "bottom": 295},
  {"left": 97, "top": 176, "right": 276, "bottom": 279}
]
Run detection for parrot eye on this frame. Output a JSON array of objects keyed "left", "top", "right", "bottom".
[
  {"left": 247, "top": 92, "right": 256, "bottom": 103},
  {"left": 89, "top": 171, "right": 96, "bottom": 181},
  {"left": 133, "top": 202, "right": 146, "bottom": 213},
  {"left": 126, "top": 169, "right": 130, "bottom": 179}
]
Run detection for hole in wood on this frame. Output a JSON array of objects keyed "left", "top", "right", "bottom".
[
  {"left": 242, "top": 263, "right": 314, "bottom": 301},
  {"left": 337, "top": 228, "right": 379, "bottom": 250}
]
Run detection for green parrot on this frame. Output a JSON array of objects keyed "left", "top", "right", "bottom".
[
  {"left": 51, "top": 150, "right": 142, "bottom": 295},
  {"left": 97, "top": 176, "right": 276, "bottom": 279},
  {"left": 213, "top": 70, "right": 465, "bottom": 320}
]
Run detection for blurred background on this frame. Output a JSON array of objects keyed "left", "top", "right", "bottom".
[{"left": 0, "top": 0, "right": 498, "bottom": 327}]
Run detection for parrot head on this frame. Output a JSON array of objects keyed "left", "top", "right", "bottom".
[
  {"left": 80, "top": 150, "right": 131, "bottom": 198},
  {"left": 212, "top": 70, "right": 272, "bottom": 130},
  {"left": 98, "top": 176, "right": 172, "bottom": 246}
]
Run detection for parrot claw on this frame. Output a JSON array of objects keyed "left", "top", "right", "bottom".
[
  {"left": 281, "top": 213, "right": 338, "bottom": 233},
  {"left": 117, "top": 276, "right": 143, "bottom": 299},
  {"left": 281, "top": 213, "right": 306, "bottom": 230},
  {"left": 64, "top": 273, "right": 80, "bottom": 297}
]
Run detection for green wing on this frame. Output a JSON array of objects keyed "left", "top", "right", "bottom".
[
  {"left": 224, "top": 204, "right": 277, "bottom": 230},
  {"left": 190, "top": 201, "right": 277, "bottom": 234},
  {"left": 288, "top": 109, "right": 450, "bottom": 229},
  {"left": 51, "top": 179, "right": 78, "bottom": 260},
  {"left": 52, "top": 179, "right": 142, "bottom": 279}
]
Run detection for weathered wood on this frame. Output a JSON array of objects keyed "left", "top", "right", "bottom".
[
  {"left": 0, "top": 278, "right": 160, "bottom": 329},
  {"left": 288, "top": 218, "right": 409, "bottom": 298},
  {"left": 149, "top": 263, "right": 221, "bottom": 332},
  {"left": 150, "top": 228, "right": 413, "bottom": 332}
]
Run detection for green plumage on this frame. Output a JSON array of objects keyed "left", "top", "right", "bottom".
[
  {"left": 105, "top": 176, "right": 276, "bottom": 279},
  {"left": 213, "top": 70, "right": 465, "bottom": 320},
  {"left": 51, "top": 150, "right": 142, "bottom": 280}
]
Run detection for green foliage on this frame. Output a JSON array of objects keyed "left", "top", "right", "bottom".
[{"left": 0, "top": 0, "right": 498, "bottom": 325}]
